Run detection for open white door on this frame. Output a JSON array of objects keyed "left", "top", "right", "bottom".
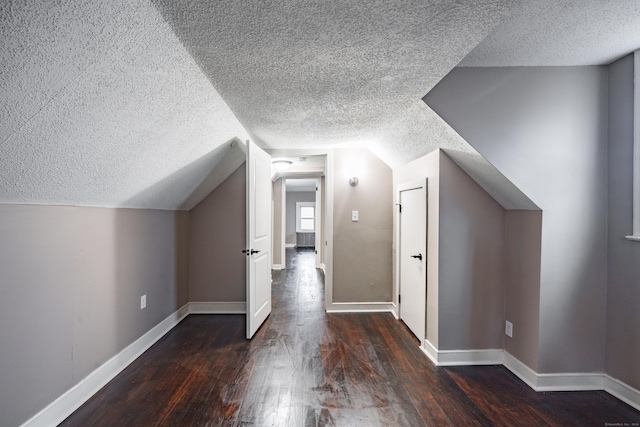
[
  {"left": 398, "top": 179, "right": 427, "bottom": 343},
  {"left": 246, "top": 140, "right": 272, "bottom": 339}
]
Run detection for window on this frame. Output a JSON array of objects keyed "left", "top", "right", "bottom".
[{"left": 296, "top": 202, "right": 315, "bottom": 232}]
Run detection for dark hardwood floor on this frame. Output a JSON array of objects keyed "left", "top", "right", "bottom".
[{"left": 61, "top": 248, "right": 640, "bottom": 426}]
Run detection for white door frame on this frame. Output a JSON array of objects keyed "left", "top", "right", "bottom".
[
  {"left": 395, "top": 179, "right": 427, "bottom": 342},
  {"left": 268, "top": 149, "right": 334, "bottom": 312},
  {"left": 314, "top": 176, "right": 323, "bottom": 269}
]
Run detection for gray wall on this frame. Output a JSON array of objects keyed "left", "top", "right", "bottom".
[
  {"left": 0, "top": 205, "right": 188, "bottom": 427},
  {"left": 426, "top": 66, "right": 609, "bottom": 373},
  {"left": 285, "top": 191, "right": 315, "bottom": 244},
  {"left": 606, "top": 53, "right": 640, "bottom": 390},
  {"left": 394, "top": 150, "right": 508, "bottom": 351},
  {"left": 438, "top": 152, "right": 506, "bottom": 351},
  {"left": 505, "top": 210, "right": 542, "bottom": 370},
  {"left": 333, "top": 147, "right": 393, "bottom": 302},
  {"left": 189, "top": 164, "right": 246, "bottom": 302}
]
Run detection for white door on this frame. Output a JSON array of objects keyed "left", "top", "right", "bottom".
[
  {"left": 246, "top": 140, "right": 272, "bottom": 339},
  {"left": 398, "top": 179, "right": 427, "bottom": 343}
]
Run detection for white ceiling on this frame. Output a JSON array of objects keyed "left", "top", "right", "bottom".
[
  {"left": 0, "top": 0, "right": 250, "bottom": 209},
  {"left": 461, "top": 0, "right": 640, "bottom": 67},
  {"left": 2, "top": 0, "right": 639, "bottom": 209},
  {"left": 152, "top": 0, "right": 516, "bottom": 169}
]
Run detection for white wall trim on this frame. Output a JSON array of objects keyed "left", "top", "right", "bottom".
[
  {"left": 421, "top": 348, "right": 617, "bottom": 396},
  {"left": 189, "top": 301, "right": 246, "bottom": 314},
  {"left": 272, "top": 264, "right": 285, "bottom": 270},
  {"left": 435, "top": 349, "right": 504, "bottom": 366},
  {"left": 390, "top": 302, "right": 399, "bottom": 319},
  {"left": 423, "top": 341, "right": 503, "bottom": 366},
  {"left": 502, "top": 351, "right": 539, "bottom": 390},
  {"left": 605, "top": 375, "right": 640, "bottom": 411},
  {"left": 502, "top": 352, "right": 605, "bottom": 391},
  {"left": 21, "top": 304, "right": 190, "bottom": 427},
  {"left": 536, "top": 372, "right": 605, "bottom": 391},
  {"left": 326, "top": 302, "right": 395, "bottom": 313},
  {"left": 285, "top": 243, "right": 296, "bottom": 248},
  {"left": 421, "top": 340, "right": 439, "bottom": 366}
]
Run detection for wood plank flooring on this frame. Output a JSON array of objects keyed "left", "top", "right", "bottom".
[{"left": 61, "top": 248, "right": 640, "bottom": 426}]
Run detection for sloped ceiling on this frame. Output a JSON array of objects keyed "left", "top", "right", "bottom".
[
  {"left": 0, "top": 0, "right": 250, "bottom": 209},
  {"left": 0, "top": 0, "right": 516, "bottom": 210},
  {"left": 2, "top": 1, "right": 639, "bottom": 210},
  {"left": 152, "top": 0, "right": 517, "bottom": 169},
  {"left": 461, "top": 0, "right": 640, "bottom": 67}
]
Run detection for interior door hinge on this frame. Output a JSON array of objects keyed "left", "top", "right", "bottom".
[
  {"left": 398, "top": 294, "right": 401, "bottom": 303},
  {"left": 396, "top": 203, "right": 402, "bottom": 213}
]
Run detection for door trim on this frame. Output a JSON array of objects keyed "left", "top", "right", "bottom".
[{"left": 395, "top": 179, "right": 428, "bottom": 341}]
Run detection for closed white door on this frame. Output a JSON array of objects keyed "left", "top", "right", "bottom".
[
  {"left": 398, "top": 180, "right": 427, "bottom": 343},
  {"left": 246, "top": 140, "right": 272, "bottom": 339}
]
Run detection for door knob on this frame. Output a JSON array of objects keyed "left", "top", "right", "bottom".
[
  {"left": 410, "top": 253, "right": 423, "bottom": 260},
  {"left": 250, "top": 249, "right": 260, "bottom": 255}
]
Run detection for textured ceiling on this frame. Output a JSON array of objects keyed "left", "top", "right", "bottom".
[
  {"left": 3, "top": 0, "right": 638, "bottom": 210},
  {"left": 0, "top": 0, "right": 250, "bottom": 209},
  {"left": 461, "top": 0, "right": 640, "bottom": 66},
  {"left": 152, "top": 0, "right": 517, "bottom": 169}
]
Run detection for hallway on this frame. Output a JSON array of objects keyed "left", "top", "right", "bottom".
[{"left": 61, "top": 248, "right": 639, "bottom": 426}]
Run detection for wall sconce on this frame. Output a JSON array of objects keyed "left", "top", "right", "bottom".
[
  {"left": 272, "top": 159, "right": 292, "bottom": 171},
  {"left": 349, "top": 177, "right": 359, "bottom": 186}
]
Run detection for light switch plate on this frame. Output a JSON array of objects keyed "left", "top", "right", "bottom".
[
  {"left": 505, "top": 320, "right": 513, "bottom": 337},
  {"left": 351, "top": 210, "right": 359, "bottom": 222}
]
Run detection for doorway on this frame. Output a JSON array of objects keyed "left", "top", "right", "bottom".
[
  {"left": 285, "top": 178, "right": 317, "bottom": 257},
  {"left": 268, "top": 150, "right": 332, "bottom": 310},
  {"left": 397, "top": 179, "right": 427, "bottom": 343},
  {"left": 270, "top": 159, "right": 326, "bottom": 271}
]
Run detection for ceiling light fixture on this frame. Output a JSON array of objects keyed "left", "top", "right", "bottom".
[{"left": 272, "top": 159, "right": 293, "bottom": 171}]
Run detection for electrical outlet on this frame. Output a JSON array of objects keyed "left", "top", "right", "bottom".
[
  {"left": 141, "top": 295, "right": 146, "bottom": 309},
  {"left": 505, "top": 320, "right": 513, "bottom": 338}
]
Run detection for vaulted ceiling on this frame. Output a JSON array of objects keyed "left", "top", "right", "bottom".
[{"left": 1, "top": 1, "right": 639, "bottom": 210}]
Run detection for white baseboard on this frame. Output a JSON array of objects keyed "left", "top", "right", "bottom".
[
  {"left": 605, "top": 375, "right": 640, "bottom": 411},
  {"left": 536, "top": 372, "right": 605, "bottom": 391},
  {"left": 285, "top": 243, "right": 296, "bottom": 248},
  {"left": 502, "top": 351, "right": 538, "bottom": 389},
  {"left": 502, "top": 352, "right": 605, "bottom": 391},
  {"left": 189, "top": 301, "right": 246, "bottom": 314},
  {"left": 390, "top": 302, "right": 399, "bottom": 319},
  {"left": 422, "top": 346, "right": 620, "bottom": 396},
  {"left": 421, "top": 340, "right": 439, "bottom": 366},
  {"left": 326, "top": 302, "right": 395, "bottom": 313},
  {"left": 22, "top": 304, "right": 190, "bottom": 427},
  {"left": 422, "top": 340, "right": 503, "bottom": 366},
  {"left": 272, "top": 264, "right": 285, "bottom": 270}
]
